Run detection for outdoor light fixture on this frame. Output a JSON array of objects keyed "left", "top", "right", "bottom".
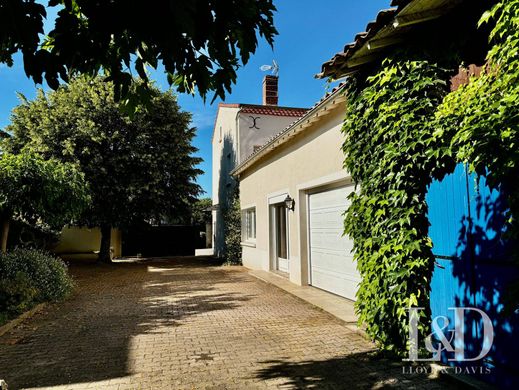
[{"left": 284, "top": 195, "right": 295, "bottom": 211}]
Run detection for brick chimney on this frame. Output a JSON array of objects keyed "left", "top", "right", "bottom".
[{"left": 262, "top": 75, "right": 278, "bottom": 106}]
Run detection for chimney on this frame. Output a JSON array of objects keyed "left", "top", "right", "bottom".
[{"left": 262, "top": 75, "right": 278, "bottom": 106}]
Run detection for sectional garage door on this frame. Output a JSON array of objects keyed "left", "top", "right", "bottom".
[{"left": 308, "top": 185, "right": 360, "bottom": 300}]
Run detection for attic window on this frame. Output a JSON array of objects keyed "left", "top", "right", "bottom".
[{"left": 219, "top": 126, "right": 222, "bottom": 142}]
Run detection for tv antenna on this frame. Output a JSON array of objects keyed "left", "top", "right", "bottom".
[{"left": 260, "top": 59, "right": 279, "bottom": 76}]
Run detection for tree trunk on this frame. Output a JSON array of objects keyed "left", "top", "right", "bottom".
[
  {"left": 0, "top": 215, "right": 9, "bottom": 254},
  {"left": 98, "top": 223, "right": 112, "bottom": 263}
]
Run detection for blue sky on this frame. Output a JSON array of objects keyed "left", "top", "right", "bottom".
[{"left": 0, "top": 0, "right": 390, "bottom": 198}]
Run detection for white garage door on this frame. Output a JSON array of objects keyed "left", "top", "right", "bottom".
[{"left": 309, "top": 185, "right": 360, "bottom": 300}]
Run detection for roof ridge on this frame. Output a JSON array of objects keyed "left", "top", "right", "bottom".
[{"left": 218, "top": 102, "right": 308, "bottom": 111}]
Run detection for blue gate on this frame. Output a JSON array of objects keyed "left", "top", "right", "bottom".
[{"left": 427, "top": 163, "right": 519, "bottom": 388}]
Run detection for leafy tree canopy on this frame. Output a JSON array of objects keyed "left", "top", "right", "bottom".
[
  {"left": 0, "top": 0, "right": 277, "bottom": 107},
  {"left": 191, "top": 197, "right": 212, "bottom": 226},
  {"left": 3, "top": 76, "right": 202, "bottom": 261},
  {"left": 0, "top": 151, "right": 90, "bottom": 252}
]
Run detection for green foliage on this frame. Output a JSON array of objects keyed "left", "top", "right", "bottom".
[
  {"left": 223, "top": 191, "right": 242, "bottom": 265},
  {"left": 436, "top": 0, "right": 519, "bottom": 241},
  {"left": 339, "top": 0, "right": 519, "bottom": 356},
  {"left": 7, "top": 219, "right": 60, "bottom": 251},
  {"left": 0, "top": 248, "right": 73, "bottom": 323},
  {"left": 191, "top": 198, "right": 212, "bottom": 226},
  {"left": 3, "top": 76, "right": 202, "bottom": 260},
  {"left": 0, "top": 151, "right": 90, "bottom": 228},
  {"left": 342, "top": 59, "right": 452, "bottom": 353},
  {"left": 0, "top": 0, "right": 277, "bottom": 109},
  {"left": 434, "top": 0, "right": 519, "bottom": 312},
  {"left": 0, "top": 273, "right": 38, "bottom": 322}
]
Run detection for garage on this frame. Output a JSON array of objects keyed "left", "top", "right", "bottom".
[{"left": 308, "top": 185, "right": 360, "bottom": 300}]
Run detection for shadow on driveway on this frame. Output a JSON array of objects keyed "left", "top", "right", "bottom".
[
  {"left": 0, "top": 256, "right": 250, "bottom": 389},
  {"left": 254, "top": 351, "right": 452, "bottom": 389}
]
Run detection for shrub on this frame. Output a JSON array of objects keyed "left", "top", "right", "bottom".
[
  {"left": 0, "top": 248, "right": 74, "bottom": 323},
  {"left": 0, "top": 273, "right": 38, "bottom": 318}
]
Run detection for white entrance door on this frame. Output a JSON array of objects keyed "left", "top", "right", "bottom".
[
  {"left": 273, "top": 203, "right": 289, "bottom": 273},
  {"left": 308, "top": 186, "right": 360, "bottom": 300}
]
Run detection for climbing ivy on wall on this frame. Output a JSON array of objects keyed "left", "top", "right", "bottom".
[
  {"left": 343, "top": 0, "right": 519, "bottom": 353},
  {"left": 342, "top": 59, "right": 454, "bottom": 353},
  {"left": 435, "top": 0, "right": 519, "bottom": 310},
  {"left": 223, "top": 188, "right": 242, "bottom": 265},
  {"left": 436, "top": 0, "right": 519, "bottom": 242}
]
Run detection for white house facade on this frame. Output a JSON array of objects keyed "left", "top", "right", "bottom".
[
  {"left": 231, "top": 84, "right": 362, "bottom": 301},
  {"left": 211, "top": 76, "right": 307, "bottom": 257}
]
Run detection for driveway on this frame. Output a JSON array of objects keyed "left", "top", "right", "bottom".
[{"left": 0, "top": 257, "right": 452, "bottom": 389}]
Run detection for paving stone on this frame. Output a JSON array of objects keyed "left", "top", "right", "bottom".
[{"left": 0, "top": 256, "right": 454, "bottom": 389}]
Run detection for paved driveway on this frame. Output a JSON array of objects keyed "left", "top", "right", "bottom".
[{"left": 0, "top": 257, "right": 452, "bottom": 389}]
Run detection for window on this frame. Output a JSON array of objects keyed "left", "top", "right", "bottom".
[{"left": 242, "top": 207, "right": 256, "bottom": 242}]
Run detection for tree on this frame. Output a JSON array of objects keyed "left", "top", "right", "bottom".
[
  {"left": 0, "top": 151, "right": 89, "bottom": 253},
  {"left": 3, "top": 77, "right": 202, "bottom": 262},
  {"left": 0, "top": 0, "right": 277, "bottom": 107},
  {"left": 191, "top": 198, "right": 212, "bottom": 226}
]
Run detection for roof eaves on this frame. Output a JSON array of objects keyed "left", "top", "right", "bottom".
[{"left": 317, "top": 0, "right": 464, "bottom": 80}]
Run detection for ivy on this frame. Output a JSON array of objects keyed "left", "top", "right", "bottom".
[
  {"left": 436, "top": 0, "right": 519, "bottom": 241},
  {"left": 342, "top": 59, "right": 453, "bottom": 353},
  {"left": 435, "top": 0, "right": 519, "bottom": 310},
  {"left": 223, "top": 189, "right": 242, "bottom": 265},
  {"left": 343, "top": 0, "right": 519, "bottom": 353}
]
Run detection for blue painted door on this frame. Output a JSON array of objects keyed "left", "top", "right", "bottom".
[{"left": 427, "top": 163, "right": 519, "bottom": 388}]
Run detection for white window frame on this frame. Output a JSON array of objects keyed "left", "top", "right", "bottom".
[{"left": 241, "top": 207, "right": 256, "bottom": 245}]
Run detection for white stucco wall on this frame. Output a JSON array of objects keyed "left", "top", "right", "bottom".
[
  {"left": 212, "top": 106, "right": 306, "bottom": 258},
  {"left": 238, "top": 114, "right": 298, "bottom": 162},
  {"left": 212, "top": 106, "right": 240, "bottom": 208},
  {"left": 237, "top": 103, "right": 350, "bottom": 286},
  {"left": 211, "top": 106, "right": 240, "bottom": 257}
]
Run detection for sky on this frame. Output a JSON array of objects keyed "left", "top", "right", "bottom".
[{"left": 0, "top": 0, "right": 391, "bottom": 198}]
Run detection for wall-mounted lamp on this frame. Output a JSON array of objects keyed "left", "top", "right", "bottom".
[{"left": 284, "top": 195, "right": 295, "bottom": 211}]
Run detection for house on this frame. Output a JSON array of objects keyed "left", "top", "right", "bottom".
[
  {"left": 229, "top": 0, "right": 497, "bottom": 295},
  {"left": 230, "top": 85, "right": 356, "bottom": 298},
  {"left": 211, "top": 75, "right": 308, "bottom": 257},
  {"left": 229, "top": 1, "right": 494, "bottom": 300},
  {"left": 231, "top": 0, "right": 519, "bottom": 387}
]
